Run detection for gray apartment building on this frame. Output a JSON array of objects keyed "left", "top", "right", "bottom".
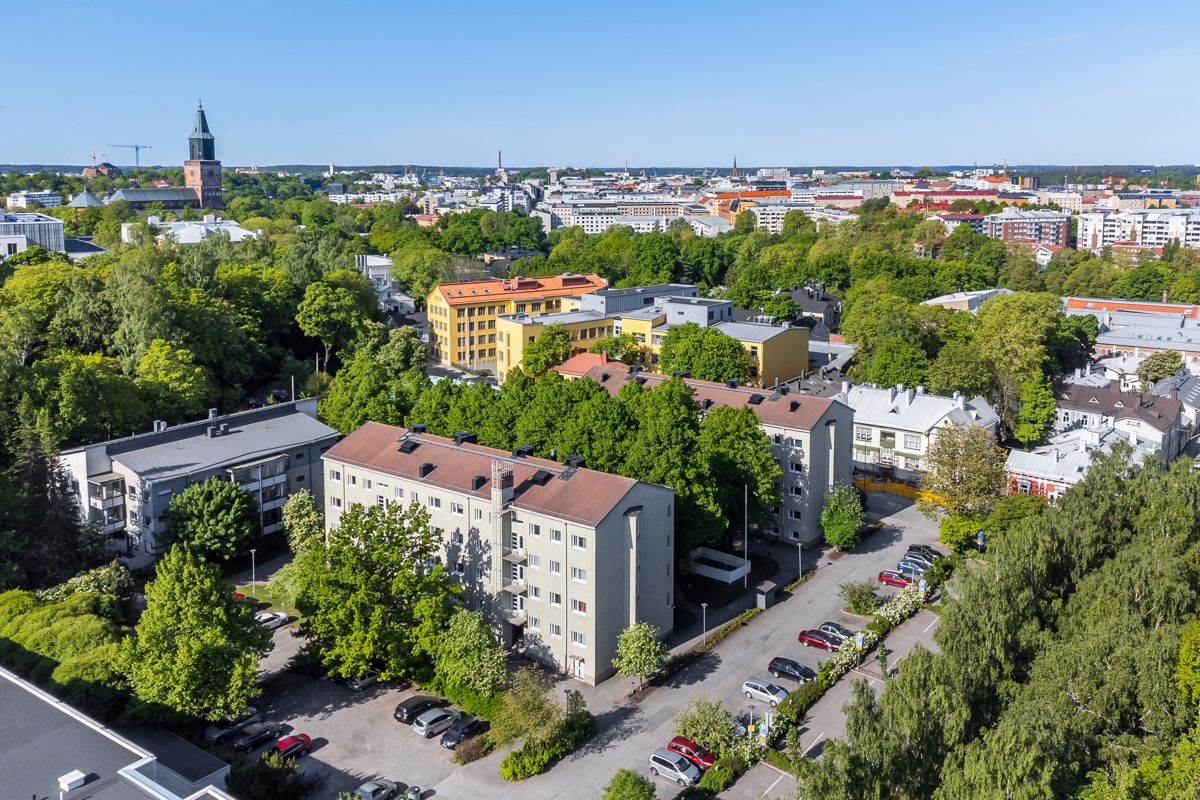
[
  {"left": 321, "top": 423, "right": 675, "bottom": 684},
  {"left": 0, "top": 211, "right": 66, "bottom": 255},
  {"left": 59, "top": 399, "right": 341, "bottom": 570},
  {"left": 579, "top": 364, "right": 854, "bottom": 546}
]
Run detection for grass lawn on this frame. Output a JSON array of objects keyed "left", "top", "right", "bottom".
[{"left": 233, "top": 581, "right": 300, "bottom": 620}]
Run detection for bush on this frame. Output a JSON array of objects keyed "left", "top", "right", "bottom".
[
  {"left": 696, "top": 608, "right": 762, "bottom": 653},
  {"left": 697, "top": 758, "right": 735, "bottom": 792},
  {"left": 499, "top": 745, "right": 553, "bottom": 781},
  {"left": 760, "top": 746, "right": 797, "bottom": 775},
  {"left": 226, "top": 750, "right": 322, "bottom": 800},
  {"left": 838, "top": 579, "right": 879, "bottom": 615},
  {"left": 452, "top": 737, "right": 490, "bottom": 766},
  {"left": 431, "top": 678, "right": 504, "bottom": 721},
  {"left": 498, "top": 693, "right": 595, "bottom": 781},
  {"left": 938, "top": 514, "right": 982, "bottom": 551},
  {"left": 775, "top": 680, "right": 826, "bottom": 725}
]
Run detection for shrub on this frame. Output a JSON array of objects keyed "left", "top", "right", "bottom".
[
  {"left": 498, "top": 692, "right": 595, "bottom": 781},
  {"left": 603, "top": 767, "right": 658, "bottom": 800},
  {"left": 760, "top": 747, "right": 797, "bottom": 775},
  {"left": 673, "top": 697, "right": 737, "bottom": 756},
  {"left": 226, "top": 750, "right": 322, "bottom": 800},
  {"left": 696, "top": 608, "right": 762, "bottom": 653},
  {"left": 499, "top": 745, "right": 552, "bottom": 781},
  {"left": 431, "top": 678, "right": 504, "bottom": 721},
  {"left": 938, "top": 514, "right": 982, "bottom": 551},
  {"left": 838, "top": 579, "right": 879, "bottom": 615},
  {"left": 775, "top": 680, "right": 826, "bottom": 725},
  {"left": 697, "top": 758, "right": 735, "bottom": 792},
  {"left": 453, "top": 737, "right": 490, "bottom": 766},
  {"left": 820, "top": 483, "right": 865, "bottom": 549}
]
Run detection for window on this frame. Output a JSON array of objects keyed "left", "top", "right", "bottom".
[
  {"left": 528, "top": 616, "right": 540, "bottom": 630},
  {"left": 855, "top": 427, "right": 872, "bottom": 442},
  {"left": 294, "top": 451, "right": 305, "bottom": 460},
  {"left": 571, "top": 631, "right": 586, "bottom": 646},
  {"left": 364, "top": 479, "right": 373, "bottom": 490},
  {"left": 903, "top": 434, "right": 922, "bottom": 451},
  {"left": 789, "top": 485, "right": 803, "bottom": 497},
  {"left": 331, "top": 497, "right": 343, "bottom": 508},
  {"left": 550, "top": 529, "right": 563, "bottom": 543},
  {"left": 570, "top": 534, "right": 587, "bottom": 550},
  {"left": 427, "top": 497, "right": 441, "bottom": 509},
  {"left": 329, "top": 469, "right": 341, "bottom": 481},
  {"left": 549, "top": 591, "right": 562, "bottom": 606},
  {"left": 789, "top": 508, "right": 803, "bottom": 520},
  {"left": 411, "top": 492, "right": 419, "bottom": 504},
  {"left": 530, "top": 586, "right": 541, "bottom": 599},
  {"left": 376, "top": 496, "right": 386, "bottom": 508},
  {"left": 549, "top": 623, "right": 562, "bottom": 637},
  {"left": 451, "top": 502, "right": 464, "bottom": 516},
  {"left": 571, "top": 599, "right": 587, "bottom": 614},
  {"left": 571, "top": 567, "right": 587, "bottom": 582},
  {"left": 529, "top": 523, "right": 541, "bottom": 537},
  {"left": 529, "top": 554, "right": 541, "bottom": 569},
  {"left": 394, "top": 486, "right": 405, "bottom": 499},
  {"left": 474, "top": 508, "right": 483, "bottom": 520},
  {"left": 549, "top": 560, "right": 562, "bottom": 575},
  {"left": 789, "top": 462, "right": 804, "bottom": 473}
]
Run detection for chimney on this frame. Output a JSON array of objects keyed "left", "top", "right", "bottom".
[
  {"left": 916, "top": 385, "right": 926, "bottom": 394},
  {"left": 219, "top": 423, "right": 229, "bottom": 435},
  {"left": 454, "top": 431, "right": 477, "bottom": 446},
  {"left": 841, "top": 381, "right": 850, "bottom": 395},
  {"left": 152, "top": 419, "right": 168, "bottom": 432},
  {"left": 208, "top": 408, "right": 219, "bottom": 420},
  {"left": 512, "top": 444, "right": 535, "bottom": 458},
  {"left": 206, "top": 425, "right": 217, "bottom": 438},
  {"left": 565, "top": 454, "right": 585, "bottom": 469},
  {"left": 888, "top": 386, "right": 898, "bottom": 402},
  {"left": 418, "top": 463, "right": 436, "bottom": 478},
  {"left": 1164, "top": 290, "right": 1169, "bottom": 303},
  {"left": 1074, "top": 367, "right": 1081, "bottom": 379},
  {"left": 471, "top": 475, "right": 487, "bottom": 491},
  {"left": 727, "top": 379, "right": 739, "bottom": 388},
  {"left": 409, "top": 423, "right": 427, "bottom": 434}
]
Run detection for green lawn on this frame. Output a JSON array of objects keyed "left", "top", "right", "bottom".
[{"left": 234, "top": 582, "right": 300, "bottom": 619}]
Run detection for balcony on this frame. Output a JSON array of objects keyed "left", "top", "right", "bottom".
[
  {"left": 502, "top": 549, "right": 527, "bottom": 565},
  {"left": 89, "top": 494, "right": 125, "bottom": 511},
  {"left": 502, "top": 580, "right": 527, "bottom": 596},
  {"left": 100, "top": 520, "right": 126, "bottom": 536}
]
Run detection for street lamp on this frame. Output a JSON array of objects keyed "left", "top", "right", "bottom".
[
  {"left": 250, "top": 548, "right": 257, "bottom": 589},
  {"left": 796, "top": 541, "right": 803, "bottom": 581},
  {"left": 701, "top": 602, "right": 708, "bottom": 647}
]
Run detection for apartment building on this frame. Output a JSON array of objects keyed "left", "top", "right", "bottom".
[
  {"left": 0, "top": 211, "right": 65, "bottom": 255},
  {"left": 426, "top": 274, "right": 607, "bottom": 373},
  {"left": 59, "top": 399, "right": 341, "bottom": 570},
  {"left": 1052, "top": 383, "right": 1185, "bottom": 459},
  {"left": 1077, "top": 209, "right": 1200, "bottom": 252},
  {"left": 579, "top": 364, "right": 853, "bottom": 546},
  {"left": 5, "top": 190, "right": 62, "bottom": 209},
  {"left": 1005, "top": 425, "right": 1153, "bottom": 502},
  {"left": 920, "top": 287, "right": 1013, "bottom": 313},
  {"left": 982, "top": 207, "right": 1070, "bottom": 247},
  {"left": 322, "top": 423, "right": 675, "bottom": 684},
  {"left": 843, "top": 384, "right": 1000, "bottom": 480}
]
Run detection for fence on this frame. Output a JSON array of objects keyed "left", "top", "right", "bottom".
[{"left": 854, "top": 477, "right": 945, "bottom": 506}]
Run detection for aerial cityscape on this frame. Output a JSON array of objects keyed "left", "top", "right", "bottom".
[{"left": 3, "top": 3, "right": 1200, "bottom": 800}]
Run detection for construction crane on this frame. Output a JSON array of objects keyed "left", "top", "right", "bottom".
[
  {"left": 108, "top": 143, "right": 152, "bottom": 168},
  {"left": 88, "top": 150, "right": 105, "bottom": 167}
]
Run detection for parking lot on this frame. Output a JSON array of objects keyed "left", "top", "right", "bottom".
[{"left": 238, "top": 493, "right": 941, "bottom": 798}]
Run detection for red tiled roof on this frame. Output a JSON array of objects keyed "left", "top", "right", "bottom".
[
  {"left": 433, "top": 274, "right": 607, "bottom": 306},
  {"left": 323, "top": 422, "right": 647, "bottom": 527},
  {"left": 1065, "top": 297, "right": 1199, "bottom": 319},
  {"left": 553, "top": 352, "right": 613, "bottom": 377},
  {"left": 579, "top": 366, "right": 839, "bottom": 432}
]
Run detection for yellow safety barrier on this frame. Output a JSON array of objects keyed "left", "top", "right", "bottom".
[{"left": 853, "top": 477, "right": 945, "bottom": 506}]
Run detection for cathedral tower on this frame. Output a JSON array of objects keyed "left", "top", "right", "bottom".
[{"left": 184, "top": 102, "right": 223, "bottom": 209}]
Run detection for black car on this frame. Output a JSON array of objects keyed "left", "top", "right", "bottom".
[
  {"left": 906, "top": 544, "right": 945, "bottom": 561},
  {"left": 440, "top": 714, "right": 483, "bottom": 749},
  {"left": 230, "top": 722, "right": 281, "bottom": 752},
  {"left": 768, "top": 656, "right": 814, "bottom": 683},
  {"left": 394, "top": 695, "right": 445, "bottom": 724}
]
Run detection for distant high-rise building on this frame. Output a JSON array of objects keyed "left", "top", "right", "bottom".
[{"left": 184, "top": 102, "right": 223, "bottom": 209}]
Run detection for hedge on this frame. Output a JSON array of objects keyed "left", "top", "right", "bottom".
[
  {"left": 696, "top": 608, "right": 762, "bottom": 653},
  {"left": 429, "top": 677, "right": 504, "bottom": 721},
  {"left": 499, "top": 708, "right": 596, "bottom": 781},
  {"left": 697, "top": 757, "right": 735, "bottom": 792}
]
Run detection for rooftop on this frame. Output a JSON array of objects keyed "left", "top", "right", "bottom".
[
  {"left": 553, "top": 351, "right": 614, "bottom": 377},
  {"left": 1053, "top": 383, "right": 1181, "bottom": 431},
  {"left": 844, "top": 384, "right": 999, "bottom": 433},
  {"left": 433, "top": 274, "right": 607, "bottom": 305},
  {"left": 0, "top": 211, "right": 62, "bottom": 224},
  {"left": 323, "top": 422, "right": 657, "bottom": 527},
  {"left": 714, "top": 320, "right": 799, "bottom": 343},
  {"left": 499, "top": 309, "right": 606, "bottom": 326}
]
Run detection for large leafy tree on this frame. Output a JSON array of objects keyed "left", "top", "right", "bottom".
[
  {"left": 919, "top": 423, "right": 1006, "bottom": 519},
  {"left": 434, "top": 609, "right": 509, "bottom": 696},
  {"left": 1012, "top": 373, "right": 1056, "bottom": 447},
  {"left": 658, "top": 323, "right": 753, "bottom": 384},
  {"left": 612, "top": 622, "right": 668, "bottom": 689},
  {"left": 697, "top": 404, "right": 780, "bottom": 525},
  {"left": 820, "top": 483, "right": 865, "bottom": 550},
  {"left": 521, "top": 323, "right": 573, "bottom": 376},
  {"left": 135, "top": 339, "right": 217, "bottom": 423},
  {"left": 866, "top": 336, "right": 930, "bottom": 389},
  {"left": 165, "top": 476, "right": 258, "bottom": 561},
  {"left": 1137, "top": 350, "right": 1183, "bottom": 389},
  {"left": 296, "top": 281, "right": 367, "bottom": 367},
  {"left": 296, "top": 501, "right": 460, "bottom": 682},
  {"left": 122, "top": 546, "right": 271, "bottom": 720}
]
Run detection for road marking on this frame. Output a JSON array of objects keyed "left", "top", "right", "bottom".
[
  {"left": 923, "top": 616, "right": 939, "bottom": 633},
  {"left": 758, "top": 771, "right": 786, "bottom": 799},
  {"left": 804, "top": 731, "right": 825, "bottom": 755}
]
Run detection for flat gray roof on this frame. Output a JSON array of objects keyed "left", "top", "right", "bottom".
[
  {"left": 500, "top": 309, "right": 606, "bottom": 326},
  {"left": 715, "top": 320, "right": 793, "bottom": 342}
]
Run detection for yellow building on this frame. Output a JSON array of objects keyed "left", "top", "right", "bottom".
[
  {"left": 426, "top": 274, "right": 606, "bottom": 373},
  {"left": 495, "top": 310, "right": 616, "bottom": 382},
  {"left": 714, "top": 321, "right": 809, "bottom": 387}
]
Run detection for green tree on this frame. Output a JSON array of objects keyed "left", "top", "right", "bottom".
[
  {"left": 839, "top": 579, "right": 880, "bottom": 615},
  {"left": 296, "top": 281, "right": 366, "bottom": 366},
  {"left": 821, "top": 483, "right": 865, "bottom": 550},
  {"left": 226, "top": 750, "right": 322, "bottom": 800},
  {"left": 1013, "top": 373, "right": 1056, "bottom": 447},
  {"left": 588, "top": 333, "right": 643, "bottom": 363},
  {"left": 698, "top": 405, "right": 781, "bottom": 527},
  {"left": 1177, "top": 620, "right": 1200, "bottom": 708},
  {"left": 920, "top": 423, "right": 1006, "bottom": 519},
  {"left": 673, "top": 697, "right": 737, "bottom": 756},
  {"left": 521, "top": 324, "right": 573, "bottom": 376},
  {"left": 122, "top": 546, "right": 270, "bottom": 720},
  {"left": 296, "top": 501, "right": 460, "bottom": 682},
  {"left": 165, "top": 477, "right": 258, "bottom": 561},
  {"left": 282, "top": 490, "right": 324, "bottom": 556},
  {"left": 603, "top": 768, "right": 657, "bottom": 800},
  {"left": 612, "top": 622, "right": 668, "bottom": 689},
  {"left": 658, "top": 323, "right": 753, "bottom": 384},
  {"left": 135, "top": 339, "right": 217, "bottom": 423},
  {"left": 488, "top": 665, "right": 561, "bottom": 748},
  {"left": 31, "top": 353, "right": 146, "bottom": 444},
  {"left": 434, "top": 609, "right": 509, "bottom": 697},
  {"left": 926, "top": 340, "right": 993, "bottom": 399},
  {"left": 866, "top": 336, "right": 930, "bottom": 389},
  {"left": 733, "top": 209, "right": 757, "bottom": 234},
  {"left": 761, "top": 294, "right": 801, "bottom": 321},
  {"left": 1137, "top": 350, "right": 1183, "bottom": 388}
]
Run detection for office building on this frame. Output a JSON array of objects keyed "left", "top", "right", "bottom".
[
  {"left": 579, "top": 364, "right": 853, "bottom": 545},
  {"left": 983, "top": 207, "right": 1070, "bottom": 247},
  {"left": 1077, "top": 209, "right": 1200, "bottom": 252},
  {"left": 0, "top": 211, "right": 66, "bottom": 255},
  {"left": 6, "top": 190, "right": 62, "bottom": 209},
  {"left": 322, "top": 422, "right": 675, "bottom": 684},
  {"left": 59, "top": 399, "right": 341, "bottom": 570}
]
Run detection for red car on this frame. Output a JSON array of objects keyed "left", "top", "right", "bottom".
[
  {"left": 667, "top": 735, "right": 715, "bottom": 770},
  {"left": 797, "top": 629, "right": 839, "bottom": 652},
  {"left": 878, "top": 570, "right": 913, "bottom": 588},
  {"left": 273, "top": 733, "right": 312, "bottom": 760}
]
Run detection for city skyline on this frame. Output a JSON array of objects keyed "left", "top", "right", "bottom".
[{"left": 3, "top": 0, "right": 1199, "bottom": 166}]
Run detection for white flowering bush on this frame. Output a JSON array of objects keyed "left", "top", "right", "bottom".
[{"left": 877, "top": 586, "right": 925, "bottom": 627}]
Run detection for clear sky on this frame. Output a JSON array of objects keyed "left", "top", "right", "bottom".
[{"left": 4, "top": 0, "right": 1199, "bottom": 167}]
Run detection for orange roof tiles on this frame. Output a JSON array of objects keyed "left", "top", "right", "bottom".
[
  {"left": 553, "top": 352, "right": 612, "bottom": 377},
  {"left": 1064, "top": 297, "right": 1199, "bottom": 319},
  {"left": 433, "top": 274, "right": 607, "bottom": 306}
]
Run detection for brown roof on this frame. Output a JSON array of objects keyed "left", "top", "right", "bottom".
[
  {"left": 553, "top": 352, "right": 614, "bottom": 377},
  {"left": 433, "top": 274, "right": 607, "bottom": 306},
  {"left": 580, "top": 365, "right": 839, "bottom": 432},
  {"left": 1053, "top": 383, "right": 1181, "bottom": 432},
  {"left": 322, "top": 422, "right": 648, "bottom": 527}
]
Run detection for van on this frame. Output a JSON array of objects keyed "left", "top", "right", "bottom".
[{"left": 649, "top": 747, "right": 701, "bottom": 787}]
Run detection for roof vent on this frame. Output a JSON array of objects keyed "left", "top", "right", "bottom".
[
  {"left": 565, "top": 454, "right": 585, "bottom": 469},
  {"left": 206, "top": 425, "right": 217, "bottom": 438},
  {"left": 789, "top": 400, "right": 800, "bottom": 412},
  {"left": 748, "top": 393, "right": 764, "bottom": 405},
  {"left": 600, "top": 372, "right": 610, "bottom": 382},
  {"left": 399, "top": 439, "right": 420, "bottom": 454},
  {"left": 530, "top": 469, "right": 553, "bottom": 485},
  {"left": 701, "top": 398, "right": 714, "bottom": 410},
  {"left": 512, "top": 444, "right": 535, "bottom": 458},
  {"left": 208, "top": 407, "right": 219, "bottom": 420},
  {"left": 454, "top": 431, "right": 477, "bottom": 446},
  {"left": 409, "top": 423, "right": 427, "bottom": 434},
  {"left": 471, "top": 474, "right": 487, "bottom": 491},
  {"left": 635, "top": 376, "right": 647, "bottom": 385},
  {"left": 219, "top": 423, "right": 229, "bottom": 435},
  {"left": 727, "top": 379, "right": 739, "bottom": 388},
  {"left": 59, "top": 771, "right": 88, "bottom": 793},
  {"left": 673, "top": 371, "right": 691, "bottom": 379},
  {"left": 419, "top": 462, "right": 436, "bottom": 478}
]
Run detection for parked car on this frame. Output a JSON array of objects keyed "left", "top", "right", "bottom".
[
  {"left": 768, "top": 656, "right": 814, "bottom": 683},
  {"left": 403, "top": 786, "right": 422, "bottom": 800},
  {"left": 742, "top": 676, "right": 789, "bottom": 707},
  {"left": 896, "top": 559, "right": 929, "bottom": 576},
  {"left": 348, "top": 669, "right": 381, "bottom": 692},
  {"left": 254, "top": 611, "right": 288, "bottom": 630},
  {"left": 413, "top": 707, "right": 459, "bottom": 738},
  {"left": 204, "top": 707, "right": 260, "bottom": 742},
  {"left": 907, "top": 544, "right": 945, "bottom": 561},
  {"left": 901, "top": 551, "right": 936, "bottom": 569},
  {"left": 666, "top": 735, "right": 716, "bottom": 770},
  {"left": 440, "top": 714, "right": 483, "bottom": 749},
  {"left": 818, "top": 621, "right": 856, "bottom": 645},
  {"left": 649, "top": 747, "right": 702, "bottom": 786},
  {"left": 353, "top": 780, "right": 398, "bottom": 800},
  {"left": 394, "top": 696, "right": 445, "bottom": 724},
  {"left": 273, "top": 733, "right": 312, "bottom": 760},
  {"left": 878, "top": 570, "right": 913, "bottom": 587},
  {"left": 797, "top": 629, "right": 839, "bottom": 652},
  {"left": 229, "top": 722, "right": 281, "bottom": 752}
]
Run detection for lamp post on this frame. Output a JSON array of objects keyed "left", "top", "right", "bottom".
[
  {"left": 743, "top": 484, "right": 749, "bottom": 589},
  {"left": 797, "top": 541, "right": 803, "bottom": 581},
  {"left": 250, "top": 548, "right": 257, "bottom": 589},
  {"left": 701, "top": 602, "right": 708, "bottom": 647}
]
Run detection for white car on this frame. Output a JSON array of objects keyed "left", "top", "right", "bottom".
[
  {"left": 413, "top": 707, "right": 459, "bottom": 738},
  {"left": 742, "top": 676, "right": 789, "bottom": 707},
  {"left": 254, "top": 611, "right": 288, "bottom": 630}
]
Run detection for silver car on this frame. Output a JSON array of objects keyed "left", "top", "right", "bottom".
[
  {"left": 353, "top": 779, "right": 398, "bottom": 800},
  {"left": 412, "top": 707, "right": 458, "bottom": 738},
  {"left": 254, "top": 611, "right": 288, "bottom": 630},
  {"left": 742, "top": 677, "right": 789, "bottom": 707},
  {"left": 204, "top": 707, "right": 260, "bottom": 742},
  {"left": 649, "top": 747, "right": 701, "bottom": 786}
]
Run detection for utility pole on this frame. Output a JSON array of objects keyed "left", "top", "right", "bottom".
[{"left": 743, "top": 484, "right": 749, "bottom": 589}]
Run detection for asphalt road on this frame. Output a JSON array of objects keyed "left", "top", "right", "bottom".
[{"left": 251, "top": 493, "right": 939, "bottom": 799}]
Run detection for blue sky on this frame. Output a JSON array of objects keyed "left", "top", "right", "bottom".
[{"left": 4, "top": 0, "right": 1199, "bottom": 167}]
